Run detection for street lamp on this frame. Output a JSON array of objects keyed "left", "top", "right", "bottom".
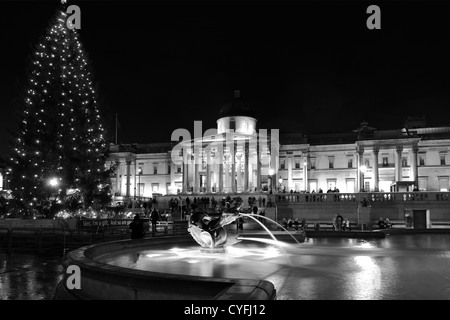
[
  {"left": 48, "top": 178, "right": 59, "bottom": 187},
  {"left": 137, "top": 167, "right": 142, "bottom": 200},
  {"left": 268, "top": 168, "right": 275, "bottom": 193},
  {"left": 303, "top": 159, "right": 308, "bottom": 192},
  {"left": 278, "top": 177, "right": 283, "bottom": 192},
  {"left": 47, "top": 177, "right": 60, "bottom": 217},
  {"left": 360, "top": 165, "right": 367, "bottom": 192}
]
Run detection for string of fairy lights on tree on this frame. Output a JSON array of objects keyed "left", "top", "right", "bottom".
[{"left": 9, "top": 7, "right": 111, "bottom": 214}]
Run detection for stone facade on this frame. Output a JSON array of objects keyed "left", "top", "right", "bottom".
[{"left": 107, "top": 99, "right": 450, "bottom": 199}]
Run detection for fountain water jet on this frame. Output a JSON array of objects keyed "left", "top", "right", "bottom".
[
  {"left": 187, "top": 210, "right": 305, "bottom": 254},
  {"left": 238, "top": 213, "right": 304, "bottom": 245}
]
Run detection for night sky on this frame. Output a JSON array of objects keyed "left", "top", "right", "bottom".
[{"left": 1, "top": 1, "right": 450, "bottom": 158}]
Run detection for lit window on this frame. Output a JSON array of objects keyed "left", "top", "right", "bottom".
[
  {"left": 295, "top": 158, "right": 300, "bottom": 169},
  {"left": 402, "top": 157, "right": 408, "bottom": 167},
  {"left": 419, "top": 155, "right": 425, "bottom": 166},
  {"left": 329, "top": 157, "right": 335, "bottom": 169},
  {"left": 348, "top": 158, "right": 353, "bottom": 168},
  {"left": 440, "top": 154, "right": 446, "bottom": 166},
  {"left": 310, "top": 158, "right": 316, "bottom": 169}
]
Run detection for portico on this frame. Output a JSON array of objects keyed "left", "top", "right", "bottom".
[
  {"left": 179, "top": 130, "right": 278, "bottom": 194},
  {"left": 355, "top": 138, "right": 421, "bottom": 192}
]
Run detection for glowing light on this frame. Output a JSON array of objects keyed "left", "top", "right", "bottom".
[
  {"left": 49, "top": 178, "right": 59, "bottom": 187},
  {"left": 145, "top": 254, "right": 163, "bottom": 258}
]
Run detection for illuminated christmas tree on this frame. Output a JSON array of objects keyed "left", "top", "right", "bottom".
[{"left": 9, "top": 7, "right": 111, "bottom": 217}]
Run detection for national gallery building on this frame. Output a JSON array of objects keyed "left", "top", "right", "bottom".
[{"left": 107, "top": 92, "right": 450, "bottom": 199}]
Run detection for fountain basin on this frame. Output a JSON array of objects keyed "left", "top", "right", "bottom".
[{"left": 53, "top": 235, "right": 276, "bottom": 300}]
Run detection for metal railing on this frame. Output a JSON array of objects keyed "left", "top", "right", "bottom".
[{"left": 275, "top": 191, "right": 450, "bottom": 203}]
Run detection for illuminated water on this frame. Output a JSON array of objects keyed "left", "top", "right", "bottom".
[{"left": 97, "top": 234, "right": 450, "bottom": 300}]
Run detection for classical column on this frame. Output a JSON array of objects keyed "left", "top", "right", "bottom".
[
  {"left": 219, "top": 154, "right": 224, "bottom": 193},
  {"left": 256, "top": 137, "right": 261, "bottom": 192},
  {"left": 357, "top": 145, "right": 365, "bottom": 191},
  {"left": 236, "top": 154, "right": 242, "bottom": 192},
  {"left": 190, "top": 152, "right": 195, "bottom": 192},
  {"left": 411, "top": 145, "right": 419, "bottom": 188},
  {"left": 206, "top": 151, "right": 211, "bottom": 193},
  {"left": 133, "top": 160, "right": 137, "bottom": 199},
  {"left": 126, "top": 160, "right": 131, "bottom": 197},
  {"left": 287, "top": 152, "right": 293, "bottom": 192},
  {"left": 194, "top": 150, "right": 200, "bottom": 193},
  {"left": 303, "top": 152, "right": 308, "bottom": 192},
  {"left": 372, "top": 146, "right": 380, "bottom": 192},
  {"left": 170, "top": 160, "right": 175, "bottom": 194},
  {"left": 231, "top": 141, "right": 236, "bottom": 193},
  {"left": 396, "top": 145, "right": 403, "bottom": 182},
  {"left": 182, "top": 150, "right": 188, "bottom": 193},
  {"left": 115, "top": 160, "right": 121, "bottom": 196},
  {"left": 244, "top": 140, "right": 249, "bottom": 192}
]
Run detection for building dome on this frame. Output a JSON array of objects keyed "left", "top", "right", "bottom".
[
  {"left": 217, "top": 91, "right": 257, "bottom": 134},
  {"left": 218, "top": 90, "right": 256, "bottom": 119}
]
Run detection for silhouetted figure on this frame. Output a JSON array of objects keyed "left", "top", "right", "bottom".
[
  {"left": 361, "top": 196, "right": 370, "bottom": 207},
  {"left": 282, "top": 218, "right": 288, "bottom": 230},
  {"left": 300, "top": 218, "right": 308, "bottom": 230},
  {"left": 334, "top": 214, "right": 344, "bottom": 231},
  {"left": 377, "top": 217, "right": 387, "bottom": 229},
  {"left": 385, "top": 218, "right": 392, "bottom": 229},
  {"left": 150, "top": 209, "right": 159, "bottom": 234},
  {"left": 293, "top": 218, "right": 300, "bottom": 231},
  {"left": 288, "top": 218, "right": 293, "bottom": 229},
  {"left": 342, "top": 218, "right": 350, "bottom": 231},
  {"left": 129, "top": 214, "right": 145, "bottom": 239}
]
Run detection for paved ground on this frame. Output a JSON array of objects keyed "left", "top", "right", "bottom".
[{"left": 0, "top": 252, "right": 64, "bottom": 300}]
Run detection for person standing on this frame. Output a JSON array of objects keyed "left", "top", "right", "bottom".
[
  {"left": 150, "top": 209, "right": 159, "bottom": 235},
  {"left": 293, "top": 218, "right": 300, "bottom": 231},
  {"left": 342, "top": 218, "right": 350, "bottom": 231},
  {"left": 336, "top": 213, "right": 344, "bottom": 231}
]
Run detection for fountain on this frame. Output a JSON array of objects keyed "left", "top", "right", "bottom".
[
  {"left": 54, "top": 217, "right": 450, "bottom": 300},
  {"left": 54, "top": 195, "right": 450, "bottom": 300},
  {"left": 54, "top": 201, "right": 307, "bottom": 300},
  {"left": 187, "top": 211, "right": 242, "bottom": 253}
]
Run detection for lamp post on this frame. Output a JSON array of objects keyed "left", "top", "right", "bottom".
[
  {"left": 278, "top": 177, "right": 283, "bottom": 193},
  {"left": 303, "top": 159, "right": 308, "bottom": 192},
  {"left": 48, "top": 177, "right": 60, "bottom": 217},
  {"left": 360, "top": 165, "right": 367, "bottom": 192},
  {"left": 137, "top": 167, "right": 142, "bottom": 200},
  {"left": 268, "top": 168, "right": 275, "bottom": 193},
  {"left": 49, "top": 178, "right": 59, "bottom": 188}
]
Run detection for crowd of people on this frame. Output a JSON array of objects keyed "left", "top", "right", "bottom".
[
  {"left": 377, "top": 217, "right": 392, "bottom": 229},
  {"left": 332, "top": 213, "right": 351, "bottom": 231},
  {"left": 282, "top": 217, "right": 308, "bottom": 231}
]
